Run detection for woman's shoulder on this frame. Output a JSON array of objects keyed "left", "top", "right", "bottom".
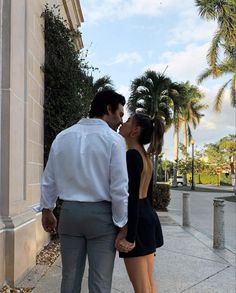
[
  {"left": 127, "top": 149, "right": 143, "bottom": 166},
  {"left": 127, "top": 149, "right": 142, "bottom": 158}
]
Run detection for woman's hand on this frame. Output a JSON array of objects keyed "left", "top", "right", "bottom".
[
  {"left": 115, "top": 224, "right": 135, "bottom": 253},
  {"left": 115, "top": 237, "right": 135, "bottom": 253}
]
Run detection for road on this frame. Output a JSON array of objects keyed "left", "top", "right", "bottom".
[{"left": 168, "top": 185, "right": 236, "bottom": 253}]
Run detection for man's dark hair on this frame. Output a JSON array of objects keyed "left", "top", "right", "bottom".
[{"left": 89, "top": 90, "right": 126, "bottom": 118}]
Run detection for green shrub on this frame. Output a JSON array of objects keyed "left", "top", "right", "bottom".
[
  {"left": 187, "top": 173, "right": 231, "bottom": 185},
  {"left": 220, "top": 174, "right": 232, "bottom": 185},
  {"left": 196, "top": 173, "right": 218, "bottom": 184},
  {"left": 153, "top": 183, "right": 170, "bottom": 211}
]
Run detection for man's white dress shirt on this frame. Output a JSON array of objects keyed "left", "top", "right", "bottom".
[{"left": 39, "top": 118, "right": 129, "bottom": 227}]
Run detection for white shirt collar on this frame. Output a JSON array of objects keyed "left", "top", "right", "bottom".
[{"left": 78, "top": 118, "right": 109, "bottom": 129}]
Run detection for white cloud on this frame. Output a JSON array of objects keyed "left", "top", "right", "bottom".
[
  {"left": 200, "top": 118, "right": 217, "bottom": 130},
  {"left": 162, "top": 82, "right": 235, "bottom": 160},
  {"left": 131, "top": 25, "right": 157, "bottom": 31},
  {"left": 108, "top": 52, "right": 143, "bottom": 65},
  {"left": 117, "top": 85, "right": 131, "bottom": 122},
  {"left": 187, "top": 87, "right": 235, "bottom": 148},
  {"left": 81, "top": 0, "right": 186, "bottom": 23},
  {"left": 145, "top": 43, "right": 210, "bottom": 83},
  {"left": 167, "top": 5, "right": 217, "bottom": 45},
  {"left": 117, "top": 85, "right": 130, "bottom": 98}
]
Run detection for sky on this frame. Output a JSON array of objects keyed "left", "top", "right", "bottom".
[{"left": 79, "top": 0, "right": 235, "bottom": 160}]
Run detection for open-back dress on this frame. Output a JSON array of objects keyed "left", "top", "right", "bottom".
[{"left": 119, "top": 149, "right": 163, "bottom": 258}]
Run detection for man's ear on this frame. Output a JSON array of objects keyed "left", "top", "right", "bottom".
[{"left": 106, "top": 105, "right": 113, "bottom": 115}]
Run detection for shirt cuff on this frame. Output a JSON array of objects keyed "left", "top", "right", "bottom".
[
  {"left": 32, "top": 203, "right": 55, "bottom": 213},
  {"left": 32, "top": 203, "right": 41, "bottom": 213},
  {"left": 112, "top": 216, "right": 128, "bottom": 228}
]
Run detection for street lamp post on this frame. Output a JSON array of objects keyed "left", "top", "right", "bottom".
[
  {"left": 163, "top": 156, "right": 167, "bottom": 182},
  {"left": 191, "top": 140, "right": 195, "bottom": 190}
]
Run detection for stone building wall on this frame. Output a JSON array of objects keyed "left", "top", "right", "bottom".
[{"left": 0, "top": 0, "right": 83, "bottom": 286}]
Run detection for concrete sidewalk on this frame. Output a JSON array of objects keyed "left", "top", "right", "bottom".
[{"left": 18, "top": 212, "right": 236, "bottom": 293}]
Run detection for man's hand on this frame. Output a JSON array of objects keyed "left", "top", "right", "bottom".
[
  {"left": 115, "top": 225, "right": 127, "bottom": 249},
  {"left": 42, "top": 209, "right": 57, "bottom": 234}
]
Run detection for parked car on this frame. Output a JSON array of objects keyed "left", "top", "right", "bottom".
[
  {"left": 177, "top": 176, "right": 184, "bottom": 185},
  {"left": 169, "top": 175, "right": 184, "bottom": 186}
]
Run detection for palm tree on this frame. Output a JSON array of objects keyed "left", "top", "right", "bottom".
[
  {"left": 127, "top": 70, "right": 174, "bottom": 182},
  {"left": 197, "top": 58, "right": 236, "bottom": 111},
  {"left": 195, "top": 0, "right": 236, "bottom": 111},
  {"left": 92, "top": 75, "right": 114, "bottom": 96},
  {"left": 79, "top": 75, "right": 114, "bottom": 117},
  {"left": 128, "top": 70, "right": 173, "bottom": 125},
  {"left": 195, "top": 0, "right": 236, "bottom": 71},
  {"left": 167, "top": 83, "right": 186, "bottom": 187},
  {"left": 181, "top": 82, "right": 207, "bottom": 185}
]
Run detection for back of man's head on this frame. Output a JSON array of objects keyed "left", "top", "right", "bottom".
[{"left": 89, "top": 90, "right": 126, "bottom": 118}]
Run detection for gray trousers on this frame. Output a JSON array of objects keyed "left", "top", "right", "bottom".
[{"left": 58, "top": 201, "right": 117, "bottom": 293}]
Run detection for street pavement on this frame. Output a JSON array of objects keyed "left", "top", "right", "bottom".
[
  {"left": 18, "top": 211, "right": 236, "bottom": 293},
  {"left": 168, "top": 185, "right": 236, "bottom": 253}
]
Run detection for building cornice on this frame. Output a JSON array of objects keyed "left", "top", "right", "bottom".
[{"left": 62, "top": 0, "right": 84, "bottom": 49}]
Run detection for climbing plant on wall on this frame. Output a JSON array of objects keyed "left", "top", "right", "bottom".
[{"left": 41, "top": 5, "right": 95, "bottom": 164}]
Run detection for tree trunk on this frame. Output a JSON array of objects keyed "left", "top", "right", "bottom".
[
  {"left": 172, "top": 124, "right": 179, "bottom": 187},
  {"left": 172, "top": 162, "right": 178, "bottom": 187},
  {"left": 183, "top": 120, "right": 187, "bottom": 186},
  {"left": 230, "top": 155, "right": 236, "bottom": 193},
  {"left": 229, "top": 155, "right": 235, "bottom": 174}
]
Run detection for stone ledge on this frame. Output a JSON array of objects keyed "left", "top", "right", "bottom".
[{"left": 15, "top": 265, "right": 48, "bottom": 289}]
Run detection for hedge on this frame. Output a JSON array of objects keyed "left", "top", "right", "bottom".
[
  {"left": 187, "top": 173, "right": 231, "bottom": 185},
  {"left": 153, "top": 183, "right": 170, "bottom": 211}
]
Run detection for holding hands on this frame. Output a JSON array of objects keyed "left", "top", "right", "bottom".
[{"left": 115, "top": 225, "right": 135, "bottom": 253}]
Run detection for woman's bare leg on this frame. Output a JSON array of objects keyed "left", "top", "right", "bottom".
[
  {"left": 146, "top": 253, "right": 157, "bottom": 293},
  {"left": 124, "top": 254, "right": 156, "bottom": 293}
]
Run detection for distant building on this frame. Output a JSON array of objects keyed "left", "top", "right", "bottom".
[{"left": 0, "top": 0, "right": 83, "bottom": 287}]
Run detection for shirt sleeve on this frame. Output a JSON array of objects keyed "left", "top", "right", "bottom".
[
  {"left": 40, "top": 141, "right": 59, "bottom": 211},
  {"left": 109, "top": 137, "right": 129, "bottom": 227},
  {"left": 126, "top": 150, "right": 143, "bottom": 243}
]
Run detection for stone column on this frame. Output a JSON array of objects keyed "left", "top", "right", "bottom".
[
  {"left": 0, "top": 0, "right": 44, "bottom": 286},
  {"left": 213, "top": 199, "right": 225, "bottom": 249},
  {"left": 182, "top": 192, "right": 191, "bottom": 226},
  {"left": 0, "top": 0, "right": 84, "bottom": 287}
]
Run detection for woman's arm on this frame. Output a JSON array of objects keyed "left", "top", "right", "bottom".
[{"left": 125, "top": 150, "right": 143, "bottom": 243}]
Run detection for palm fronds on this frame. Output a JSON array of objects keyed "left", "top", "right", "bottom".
[{"left": 214, "top": 79, "right": 232, "bottom": 112}]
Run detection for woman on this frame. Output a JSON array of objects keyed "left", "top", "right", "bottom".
[{"left": 115, "top": 113, "right": 164, "bottom": 293}]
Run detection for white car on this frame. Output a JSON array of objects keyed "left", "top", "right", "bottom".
[
  {"left": 170, "top": 176, "right": 184, "bottom": 186},
  {"left": 177, "top": 176, "right": 184, "bottom": 185}
]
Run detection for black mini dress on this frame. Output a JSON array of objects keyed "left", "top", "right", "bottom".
[{"left": 119, "top": 149, "right": 163, "bottom": 258}]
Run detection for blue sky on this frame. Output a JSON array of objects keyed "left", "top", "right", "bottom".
[{"left": 80, "top": 0, "right": 235, "bottom": 160}]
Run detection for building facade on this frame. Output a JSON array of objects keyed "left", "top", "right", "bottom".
[{"left": 0, "top": 0, "right": 83, "bottom": 287}]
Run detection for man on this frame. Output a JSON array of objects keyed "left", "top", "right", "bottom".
[{"left": 40, "top": 90, "right": 133, "bottom": 293}]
